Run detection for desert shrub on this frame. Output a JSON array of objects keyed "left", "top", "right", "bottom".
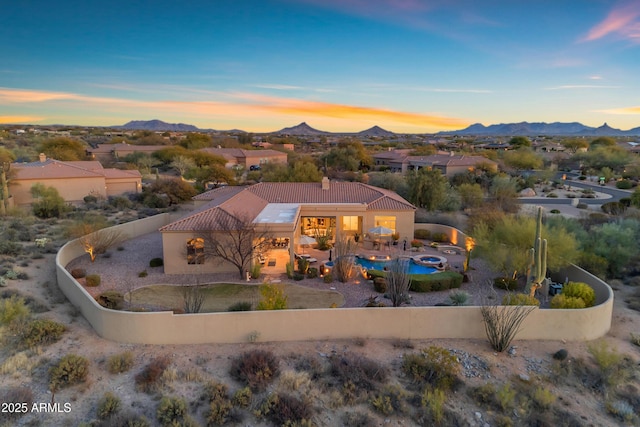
[
  {"left": 107, "top": 351, "right": 134, "bottom": 374},
  {"left": 138, "top": 270, "right": 148, "bottom": 278},
  {"left": 414, "top": 229, "right": 431, "bottom": 239},
  {"left": 550, "top": 294, "right": 586, "bottom": 309},
  {"left": 70, "top": 268, "right": 86, "bottom": 278},
  {"left": 297, "top": 257, "right": 309, "bottom": 274},
  {"left": 103, "top": 413, "right": 151, "bottom": 427},
  {"left": 201, "top": 380, "right": 232, "bottom": 426},
  {"left": 49, "top": 354, "right": 89, "bottom": 393},
  {"left": 21, "top": 318, "right": 65, "bottom": 348},
  {"left": 256, "top": 283, "right": 287, "bottom": 310},
  {"left": 228, "top": 301, "right": 252, "bottom": 312},
  {"left": 494, "top": 277, "right": 518, "bottom": 291},
  {"left": 0, "top": 240, "right": 22, "bottom": 256},
  {"left": 307, "top": 267, "right": 318, "bottom": 278},
  {"left": 370, "top": 384, "right": 408, "bottom": 415},
  {"left": 550, "top": 209, "right": 561, "bottom": 214},
  {"left": 0, "top": 386, "right": 33, "bottom": 422},
  {"left": 421, "top": 386, "right": 446, "bottom": 424},
  {"left": 448, "top": 290, "right": 470, "bottom": 306},
  {"left": 411, "top": 239, "right": 423, "bottom": 248},
  {"left": 323, "top": 273, "right": 333, "bottom": 283},
  {"left": 292, "top": 272, "right": 305, "bottom": 281},
  {"left": 562, "top": 281, "right": 596, "bottom": 307},
  {"left": 497, "top": 383, "right": 516, "bottom": 412},
  {"left": 401, "top": 346, "right": 460, "bottom": 391},
  {"left": 156, "top": 396, "right": 188, "bottom": 426},
  {"left": 285, "top": 262, "right": 293, "bottom": 279},
  {"left": 631, "top": 333, "right": 640, "bottom": 347},
  {"left": 97, "top": 291, "right": 124, "bottom": 310},
  {"left": 149, "top": 257, "right": 164, "bottom": 267},
  {"left": 373, "top": 277, "right": 387, "bottom": 293},
  {"left": 342, "top": 411, "right": 374, "bottom": 427},
  {"left": 502, "top": 293, "right": 540, "bottom": 306},
  {"left": 0, "top": 295, "right": 30, "bottom": 325},
  {"left": 577, "top": 202, "right": 588, "bottom": 209},
  {"left": 250, "top": 262, "right": 261, "bottom": 279},
  {"left": 230, "top": 349, "right": 280, "bottom": 391},
  {"left": 546, "top": 192, "right": 558, "bottom": 198},
  {"left": 480, "top": 303, "right": 535, "bottom": 352},
  {"left": 232, "top": 387, "right": 253, "bottom": 408},
  {"left": 97, "top": 391, "right": 121, "bottom": 420},
  {"left": 256, "top": 393, "right": 313, "bottom": 426},
  {"left": 329, "top": 352, "right": 388, "bottom": 393},
  {"left": 587, "top": 340, "right": 627, "bottom": 388},
  {"left": 469, "top": 383, "right": 497, "bottom": 407},
  {"left": 135, "top": 355, "right": 171, "bottom": 393},
  {"left": 84, "top": 194, "right": 98, "bottom": 204},
  {"left": 85, "top": 274, "right": 101, "bottom": 287},
  {"left": 531, "top": 386, "right": 556, "bottom": 410},
  {"left": 409, "top": 271, "right": 463, "bottom": 292},
  {"left": 601, "top": 201, "right": 626, "bottom": 215},
  {"left": 605, "top": 399, "right": 637, "bottom": 424},
  {"left": 616, "top": 179, "right": 633, "bottom": 189},
  {"left": 431, "top": 232, "right": 449, "bottom": 243}
]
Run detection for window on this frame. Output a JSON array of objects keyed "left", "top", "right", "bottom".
[
  {"left": 342, "top": 216, "right": 360, "bottom": 231},
  {"left": 374, "top": 216, "right": 396, "bottom": 232},
  {"left": 187, "top": 238, "right": 204, "bottom": 265}
]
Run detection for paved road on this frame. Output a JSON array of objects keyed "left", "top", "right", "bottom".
[{"left": 519, "top": 174, "right": 631, "bottom": 206}]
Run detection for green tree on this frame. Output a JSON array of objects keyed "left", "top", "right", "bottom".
[
  {"left": 185, "top": 165, "right": 234, "bottom": 189},
  {"left": 473, "top": 212, "right": 578, "bottom": 278},
  {"left": 39, "top": 137, "right": 86, "bottom": 161},
  {"left": 457, "top": 183, "right": 485, "bottom": 209},
  {"left": 180, "top": 133, "right": 212, "bottom": 149},
  {"left": 170, "top": 155, "right": 196, "bottom": 178},
  {"left": 322, "top": 140, "right": 372, "bottom": 172},
  {"left": 406, "top": 168, "right": 448, "bottom": 211},
  {"left": 590, "top": 136, "right": 616, "bottom": 148},
  {"left": 30, "top": 183, "right": 69, "bottom": 218},
  {"left": 502, "top": 148, "right": 543, "bottom": 171},
  {"left": 560, "top": 138, "right": 589, "bottom": 153},
  {"left": 581, "top": 219, "right": 640, "bottom": 277},
  {"left": 489, "top": 176, "right": 519, "bottom": 213},
  {"left": 508, "top": 136, "right": 531, "bottom": 148},
  {"left": 575, "top": 146, "right": 628, "bottom": 175}
]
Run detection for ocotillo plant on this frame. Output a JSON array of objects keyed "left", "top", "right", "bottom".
[{"left": 526, "top": 207, "right": 547, "bottom": 298}]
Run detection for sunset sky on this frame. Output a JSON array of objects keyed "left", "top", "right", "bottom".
[{"left": 1, "top": 0, "right": 640, "bottom": 133}]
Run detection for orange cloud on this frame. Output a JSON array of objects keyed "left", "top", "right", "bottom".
[
  {"left": 0, "top": 115, "right": 44, "bottom": 124},
  {"left": 583, "top": 1, "right": 640, "bottom": 42},
  {"left": 598, "top": 106, "right": 640, "bottom": 114}
]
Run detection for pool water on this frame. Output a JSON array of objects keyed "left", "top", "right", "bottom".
[{"left": 355, "top": 258, "right": 437, "bottom": 275}]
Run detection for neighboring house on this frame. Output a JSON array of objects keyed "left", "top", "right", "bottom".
[
  {"left": 87, "top": 143, "right": 168, "bottom": 161},
  {"left": 159, "top": 178, "right": 416, "bottom": 274},
  {"left": 10, "top": 154, "right": 142, "bottom": 206},
  {"left": 373, "top": 150, "right": 498, "bottom": 176},
  {"left": 199, "top": 148, "right": 288, "bottom": 169}
]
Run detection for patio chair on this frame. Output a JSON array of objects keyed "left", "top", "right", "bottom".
[{"left": 295, "top": 253, "right": 318, "bottom": 263}]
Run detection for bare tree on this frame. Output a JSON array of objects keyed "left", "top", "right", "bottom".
[
  {"left": 182, "top": 286, "right": 206, "bottom": 313},
  {"left": 333, "top": 235, "right": 357, "bottom": 282},
  {"left": 200, "top": 212, "right": 273, "bottom": 279},
  {"left": 479, "top": 283, "right": 535, "bottom": 352},
  {"left": 78, "top": 227, "right": 126, "bottom": 262},
  {"left": 386, "top": 259, "right": 411, "bottom": 307},
  {"left": 170, "top": 155, "right": 196, "bottom": 178}
]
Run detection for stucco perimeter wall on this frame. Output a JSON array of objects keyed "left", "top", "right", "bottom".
[
  {"left": 413, "top": 223, "right": 470, "bottom": 246},
  {"left": 56, "top": 218, "right": 613, "bottom": 345}
]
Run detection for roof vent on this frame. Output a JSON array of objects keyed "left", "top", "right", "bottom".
[{"left": 322, "top": 177, "right": 330, "bottom": 190}]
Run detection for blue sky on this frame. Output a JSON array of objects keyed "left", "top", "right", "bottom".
[{"left": 1, "top": 0, "right": 640, "bottom": 133}]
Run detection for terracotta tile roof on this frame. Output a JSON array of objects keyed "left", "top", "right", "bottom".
[
  {"left": 161, "top": 181, "right": 414, "bottom": 232},
  {"left": 199, "top": 148, "right": 286, "bottom": 159},
  {"left": 88, "top": 143, "right": 167, "bottom": 154},
  {"left": 102, "top": 168, "right": 142, "bottom": 179},
  {"left": 12, "top": 159, "right": 106, "bottom": 179}
]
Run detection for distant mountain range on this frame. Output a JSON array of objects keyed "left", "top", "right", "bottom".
[
  {"left": 115, "top": 119, "right": 640, "bottom": 136},
  {"left": 439, "top": 121, "right": 640, "bottom": 136}
]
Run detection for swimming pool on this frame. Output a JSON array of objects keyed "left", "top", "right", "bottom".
[{"left": 355, "top": 256, "right": 437, "bottom": 275}]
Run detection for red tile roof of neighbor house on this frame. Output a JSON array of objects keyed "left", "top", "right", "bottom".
[
  {"left": 12, "top": 158, "right": 141, "bottom": 180},
  {"left": 160, "top": 180, "right": 415, "bottom": 232}
]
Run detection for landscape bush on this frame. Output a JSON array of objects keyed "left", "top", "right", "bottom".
[
  {"left": 255, "top": 393, "right": 313, "bottom": 426},
  {"left": 373, "top": 277, "right": 387, "bottom": 293},
  {"left": 228, "top": 301, "right": 252, "bottom": 312},
  {"left": 232, "top": 386, "right": 253, "bottom": 408},
  {"left": 107, "top": 351, "right": 134, "bottom": 374},
  {"left": 138, "top": 270, "right": 148, "bottom": 278},
  {"left": 135, "top": 355, "right": 171, "bottom": 393},
  {"left": 370, "top": 384, "right": 408, "bottom": 415},
  {"left": 323, "top": 273, "right": 333, "bottom": 283},
  {"left": 96, "top": 291, "right": 124, "bottom": 310},
  {"left": 414, "top": 229, "right": 431, "bottom": 239},
  {"left": 502, "top": 293, "right": 540, "bottom": 306},
  {"left": 85, "top": 274, "right": 101, "bottom": 287},
  {"left": 401, "top": 346, "right": 460, "bottom": 390},
  {"left": 201, "top": 380, "right": 233, "bottom": 426},
  {"left": 448, "top": 290, "right": 470, "bottom": 306},
  {"left": 0, "top": 295, "right": 30, "bottom": 325},
  {"left": 97, "top": 391, "right": 121, "bottom": 420},
  {"left": 601, "top": 201, "right": 626, "bottom": 215},
  {"left": 307, "top": 267, "right": 318, "bottom": 278},
  {"left": 494, "top": 276, "right": 519, "bottom": 291},
  {"left": 49, "top": 354, "right": 89, "bottom": 393},
  {"left": 616, "top": 179, "right": 633, "bottom": 189},
  {"left": 410, "top": 239, "right": 423, "bottom": 248},
  {"left": 431, "top": 232, "right": 449, "bottom": 243},
  {"left": 149, "top": 257, "right": 163, "bottom": 267},
  {"left": 230, "top": 349, "right": 280, "bottom": 392},
  {"left": 410, "top": 271, "right": 463, "bottom": 292},
  {"left": 551, "top": 294, "right": 586, "bottom": 309},
  {"left": 256, "top": 283, "right": 287, "bottom": 310},
  {"left": 70, "top": 268, "right": 86, "bottom": 279},
  {"left": 20, "top": 318, "right": 65, "bottom": 348},
  {"left": 562, "top": 281, "right": 596, "bottom": 307}
]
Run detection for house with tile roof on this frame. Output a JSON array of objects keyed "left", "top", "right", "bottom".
[
  {"left": 10, "top": 154, "right": 142, "bottom": 206},
  {"left": 373, "top": 150, "right": 498, "bottom": 176},
  {"left": 87, "top": 143, "right": 168, "bottom": 161},
  {"left": 159, "top": 178, "right": 416, "bottom": 274},
  {"left": 199, "top": 148, "right": 288, "bottom": 169}
]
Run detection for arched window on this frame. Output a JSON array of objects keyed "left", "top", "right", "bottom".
[{"left": 187, "top": 238, "right": 204, "bottom": 265}]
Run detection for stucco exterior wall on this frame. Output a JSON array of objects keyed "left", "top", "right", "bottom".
[
  {"left": 413, "top": 223, "right": 470, "bottom": 246},
  {"left": 11, "top": 176, "right": 107, "bottom": 206},
  {"left": 56, "top": 216, "right": 613, "bottom": 345},
  {"left": 105, "top": 177, "right": 141, "bottom": 196}
]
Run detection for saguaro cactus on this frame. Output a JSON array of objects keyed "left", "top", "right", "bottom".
[
  {"left": 0, "top": 166, "right": 8, "bottom": 215},
  {"left": 527, "top": 207, "right": 547, "bottom": 298}
]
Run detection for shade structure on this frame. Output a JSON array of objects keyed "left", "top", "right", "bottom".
[
  {"left": 299, "top": 235, "right": 316, "bottom": 254},
  {"left": 368, "top": 226, "right": 394, "bottom": 236}
]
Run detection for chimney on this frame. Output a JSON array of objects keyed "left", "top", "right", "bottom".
[
  {"left": 39, "top": 153, "right": 46, "bottom": 162},
  {"left": 321, "top": 177, "right": 330, "bottom": 190},
  {"left": 449, "top": 151, "right": 454, "bottom": 157}
]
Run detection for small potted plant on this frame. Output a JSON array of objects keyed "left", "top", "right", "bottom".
[
  {"left": 391, "top": 232, "right": 400, "bottom": 245},
  {"left": 353, "top": 232, "right": 360, "bottom": 243}
]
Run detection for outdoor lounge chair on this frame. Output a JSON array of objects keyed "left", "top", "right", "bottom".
[{"left": 295, "top": 253, "right": 317, "bottom": 263}]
